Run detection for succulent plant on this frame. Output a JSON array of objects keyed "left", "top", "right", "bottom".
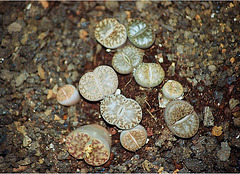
[
  {"left": 133, "top": 63, "right": 165, "bottom": 87},
  {"left": 120, "top": 125, "right": 147, "bottom": 152},
  {"left": 159, "top": 80, "right": 184, "bottom": 108},
  {"left": 66, "top": 124, "right": 111, "bottom": 166},
  {"left": 112, "top": 44, "right": 144, "bottom": 74},
  {"left": 164, "top": 100, "right": 199, "bottom": 138},
  {"left": 57, "top": 84, "right": 80, "bottom": 106},
  {"left": 94, "top": 18, "right": 127, "bottom": 49},
  {"left": 100, "top": 94, "right": 142, "bottom": 129},
  {"left": 127, "top": 19, "right": 155, "bottom": 49},
  {"left": 79, "top": 65, "right": 118, "bottom": 101}
]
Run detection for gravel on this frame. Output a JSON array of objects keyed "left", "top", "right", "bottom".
[{"left": 0, "top": 1, "right": 239, "bottom": 173}]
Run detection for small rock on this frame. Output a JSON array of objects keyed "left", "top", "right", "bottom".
[
  {"left": 233, "top": 117, "right": 240, "bottom": 127},
  {"left": 8, "top": 22, "right": 22, "bottom": 34},
  {"left": 214, "top": 91, "right": 223, "bottom": 104},
  {"left": 176, "top": 44, "right": 184, "bottom": 54},
  {"left": 57, "top": 151, "right": 69, "bottom": 160},
  {"left": 54, "top": 115, "right": 61, "bottom": 121},
  {"left": 161, "top": 1, "right": 172, "bottom": 7},
  {"left": 38, "top": 32, "right": 48, "bottom": 40},
  {"left": 47, "top": 89, "right": 56, "bottom": 100},
  {"left": 184, "top": 31, "right": 193, "bottom": 39},
  {"left": 205, "top": 136, "right": 217, "bottom": 152},
  {"left": 142, "top": 160, "right": 154, "bottom": 172},
  {"left": 136, "top": 1, "right": 151, "bottom": 12},
  {"left": 23, "top": 135, "right": 32, "bottom": 147},
  {"left": 203, "top": 106, "right": 214, "bottom": 127},
  {"left": 44, "top": 107, "right": 52, "bottom": 117},
  {"left": 15, "top": 71, "right": 29, "bottom": 87},
  {"left": 229, "top": 98, "right": 239, "bottom": 110},
  {"left": 208, "top": 65, "right": 216, "bottom": 72},
  {"left": 105, "top": 1, "right": 119, "bottom": 12},
  {"left": 72, "top": 121, "right": 78, "bottom": 127},
  {"left": 227, "top": 75, "right": 236, "bottom": 85},
  {"left": 211, "top": 126, "right": 223, "bottom": 136},
  {"left": 0, "top": 69, "right": 13, "bottom": 82},
  {"left": 217, "top": 142, "right": 231, "bottom": 161},
  {"left": 67, "top": 63, "right": 75, "bottom": 72},
  {"left": 80, "top": 167, "right": 89, "bottom": 173},
  {"left": 167, "top": 62, "right": 175, "bottom": 77},
  {"left": 155, "top": 128, "right": 177, "bottom": 149},
  {"left": 18, "top": 157, "right": 32, "bottom": 166},
  {"left": 79, "top": 29, "right": 88, "bottom": 41},
  {"left": 70, "top": 71, "right": 79, "bottom": 82},
  {"left": 37, "top": 65, "right": 46, "bottom": 80}
]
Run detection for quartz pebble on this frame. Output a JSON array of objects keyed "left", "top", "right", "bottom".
[
  {"left": 217, "top": 142, "right": 231, "bottom": 161},
  {"left": 203, "top": 106, "right": 214, "bottom": 127}
]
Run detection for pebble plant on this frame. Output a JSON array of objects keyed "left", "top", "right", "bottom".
[
  {"left": 164, "top": 100, "right": 199, "bottom": 138},
  {"left": 133, "top": 63, "right": 165, "bottom": 87},
  {"left": 63, "top": 17, "right": 201, "bottom": 166},
  {"left": 56, "top": 84, "right": 80, "bottom": 106},
  {"left": 127, "top": 18, "right": 155, "bottom": 49},
  {"left": 94, "top": 18, "right": 127, "bottom": 49},
  {"left": 112, "top": 44, "right": 144, "bottom": 74},
  {"left": 66, "top": 124, "right": 111, "bottom": 166},
  {"left": 79, "top": 65, "right": 118, "bottom": 101},
  {"left": 100, "top": 94, "right": 142, "bottom": 129},
  {"left": 120, "top": 125, "right": 147, "bottom": 152},
  {"left": 159, "top": 80, "right": 184, "bottom": 108}
]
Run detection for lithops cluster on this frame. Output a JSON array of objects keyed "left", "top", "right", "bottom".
[
  {"left": 133, "top": 63, "right": 165, "bottom": 87},
  {"left": 112, "top": 45, "right": 144, "bottom": 74},
  {"left": 79, "top": 65, "right": 118, "bottom": 101},
  {"left": 159, "top": 80, "right": 184, "bottom": 108},
  {"left": 164, "top": 100, "right": 199, "bottom": 138},
  {"left": 100, "top": 94, "right": 142, "bottom": 129},
  {"left": 120, "top": 125, "right": 147, "bottom": 152},
  {"left": 66, "top": 124, "right": 111, "bottom": 166},
  {"left": 56, "top": 84, "right": 80, "bottom": 106},
  {"left": 94, "top": 18, "right": 127, "bottom": 49},
  {"left": 127, "top": 19, "right": 155, "bottom": 49}
]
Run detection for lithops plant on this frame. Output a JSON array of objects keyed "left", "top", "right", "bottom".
[
  {"left": 57, "top": 84, "right": 80, "bottom": 106},
  {"left": 94, "top": 18, "right": 127, "bottom": 49},
  {"left": 127, "top": 19, "right": 155, "bottom": 49},
  {"left": 164, "top": 100, "right": 199, "bottom": 138},
  {"left": 120, "top": 125, "right": 147, "bottom": 152},
  {"left": 133, "top": 63, "right": 165, "bottom": 87},
  {"left": 79, "top": 65, "right": 118, "bottom": 101},
  {"left": 112, "top": 45, "right": 144, "bottom": 74},
  {"left": 100, "top": 94, "right": 142, "bottom": 129},
  {"left": 159, "top": 80, "right": 184, "bottom": 108},
  {"left": 66, "top": 124, "right": 111, "bottom": 166}
]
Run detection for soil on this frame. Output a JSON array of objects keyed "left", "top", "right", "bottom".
[{"left": 0, "top": 1, "right": 240, "bottom": 173}]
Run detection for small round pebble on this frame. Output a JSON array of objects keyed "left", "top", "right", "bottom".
[{"left": 208, "top": 65, "right": 216, "bottom": 72}]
